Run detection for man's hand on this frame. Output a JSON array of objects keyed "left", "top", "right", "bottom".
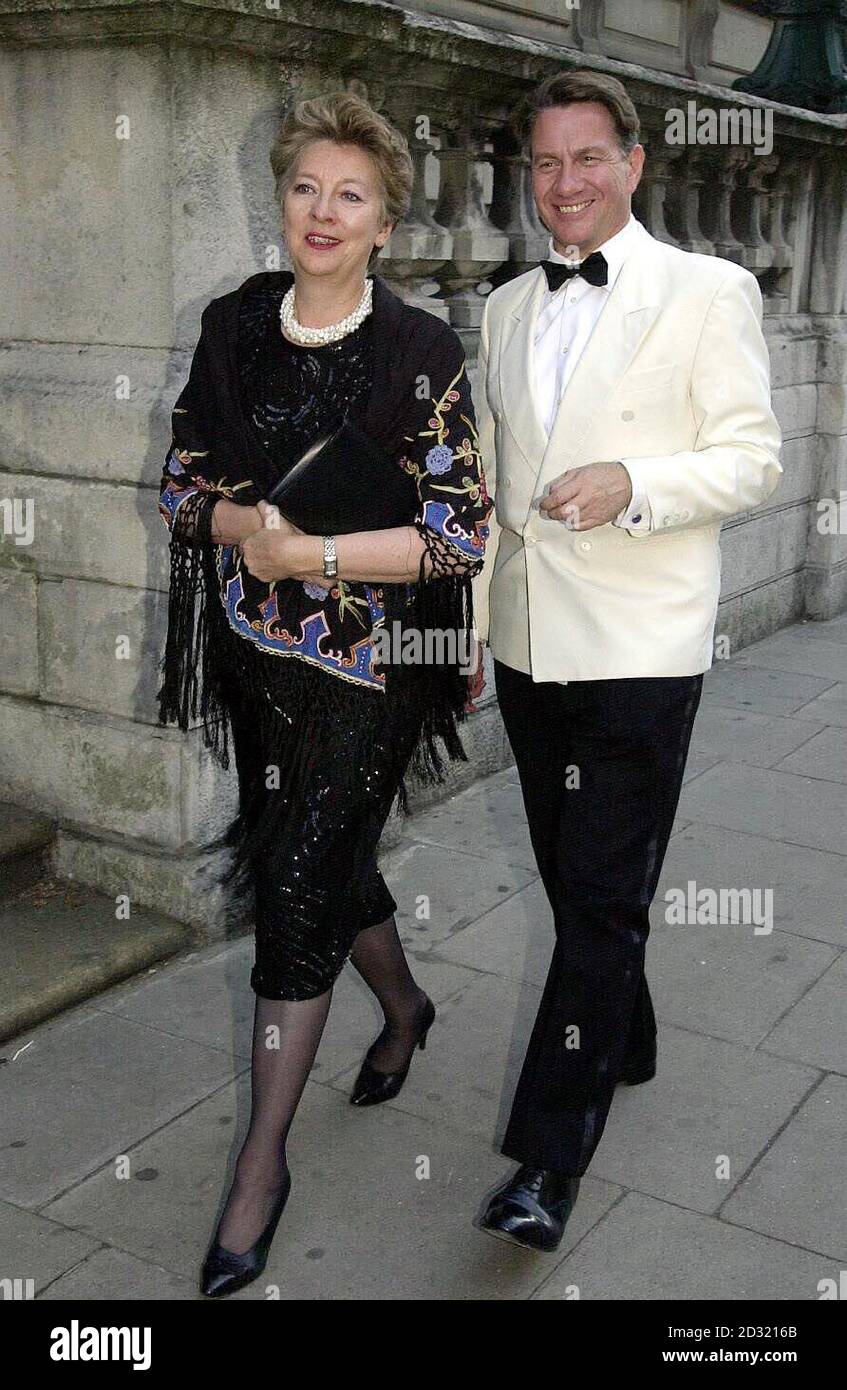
[
  {"left": 463, "top": 635, "right": 485, "bottom": 712},
  {"left": 540, "top": 461, "right": 632, "bottom": 531}
]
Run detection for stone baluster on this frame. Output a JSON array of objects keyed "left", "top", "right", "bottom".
[
  {"left": 487, "top": 132, "right": 548, "bottom": 282},
  {"left": 635, "top": 139, "right": 683, "bottom": 246},
  {"left": 766, "top": 154, "right": 798, "bottom": 271},
  {"left": 706, "top": 146, "right": 747, "bottom": 263},
  {"left": 735, "top": 154, "right": 776, "bottom": 275},
  {"left": 374, "top": 111, "right": 453, "bottom": 319},
  {"left": 433, "top": 129, "right": 510, "bottom": 328},
  {"left": 671, "top": 148, "right": 716, "bottom": 255}
]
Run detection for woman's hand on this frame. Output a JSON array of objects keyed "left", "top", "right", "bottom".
[
  {"left": 241, "top": 528, "right": 294, "bottom": 583},
  {"left": 256, "top": 501, "right": 304, "bottom": 537},
  {"left": 211, "top": 500, "right": 265, "bottom": 546}
]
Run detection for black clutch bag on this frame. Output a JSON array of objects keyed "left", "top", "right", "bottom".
[{"left": 266, "top": 417, "right": 417, "bottom": 534}]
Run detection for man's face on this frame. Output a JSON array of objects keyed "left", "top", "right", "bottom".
[{"left": 530, "top": 103, "right": 645, "bottom": 259}]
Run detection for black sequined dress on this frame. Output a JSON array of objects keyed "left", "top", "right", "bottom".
[{"left": 227, "top": 284, "right": 429, "bottom": 1001}]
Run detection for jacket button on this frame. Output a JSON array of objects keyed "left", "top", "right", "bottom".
[
  {"left": 681, "top": 509, "right": 690, "bottom": 520},
  {"left": 526, "top": 536, "right": 536, "bottom": 547},
  {"left": 621, "top": 410, "right": 634, "bottom": 421},
  {"left": 579, "top": 540, "right": 591, "bottom": 551}
]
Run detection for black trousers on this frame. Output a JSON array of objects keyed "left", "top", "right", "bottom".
[{"left": 494, "top": 658, "right": 704, "bottom": 1175}]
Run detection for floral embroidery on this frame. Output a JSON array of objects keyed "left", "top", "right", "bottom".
[
  {"left": 425, "top": 444, "right": 453, "bottom": 476},
  {"left": 399, "top": 361, "right": 492, "bottom": 577},
  {"left": 336, "top": 580, "right": 371, "bottom": 630},
  {"left": 303, "top": 580, "right": 330, "bottom": 601}
]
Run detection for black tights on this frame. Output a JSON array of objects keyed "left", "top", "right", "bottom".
[{"left": 213, "top": 914, "right": 428, "bottom": 1255}]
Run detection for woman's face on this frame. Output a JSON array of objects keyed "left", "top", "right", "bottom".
[{"left": 283, "top": 139, "right": 393, "bottom": 282}]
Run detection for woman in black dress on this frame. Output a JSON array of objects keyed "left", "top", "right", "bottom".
[{"left": 156, "top": 92, "right": 491, "bottom": 1295}]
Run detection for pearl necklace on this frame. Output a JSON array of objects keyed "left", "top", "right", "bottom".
[{"left": 279, "top": 278, "right": 373, "bottom": 346}]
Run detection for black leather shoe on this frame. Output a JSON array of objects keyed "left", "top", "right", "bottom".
[
  {"left": 617, "top": 1039, "right": 657, "bottom": 1086},
  {"left": 478, "top": 1166, "right": 581, "bottom": 1252},
  {"left": 349, "top": 995, "right": 436, "bottom": 1106},
  {"left": 200, "top": 1169, "right": 291, "bottom": 1298}
]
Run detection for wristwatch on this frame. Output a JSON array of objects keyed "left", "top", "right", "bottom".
[{"left": 322, "top": 535, "right": 338, "bottom": 581}]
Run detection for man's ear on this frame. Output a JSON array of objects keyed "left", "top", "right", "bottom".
[{"left": 628, "top": 143, "right": 646, "bottom": 194}]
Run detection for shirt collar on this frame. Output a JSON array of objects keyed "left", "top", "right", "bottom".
[{"left": 547, "top": 213, "right": 641, "bottom": 293}]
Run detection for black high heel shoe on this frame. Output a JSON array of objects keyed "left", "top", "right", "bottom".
[
  {"left": 349, "top": 995, "right": 436, "bottom": 1106},
  {"left": 200, "top": 1168, "right": 292, "bottom": 1298}
]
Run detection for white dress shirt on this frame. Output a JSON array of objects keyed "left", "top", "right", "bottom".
[{"left": 534, "top": 214, "right": 651, "bottom": 532}]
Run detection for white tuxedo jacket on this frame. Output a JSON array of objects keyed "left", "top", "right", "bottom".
[{"left": 472, "top": 219, "right": 783, "bottom": 681}]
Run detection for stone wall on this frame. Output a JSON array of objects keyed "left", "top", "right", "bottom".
[
  {"left": 404, "top": 0, "right": 775, "bottom": 85},
  {"left": 0, "top": 0, "right": 845, "bottom": 930}
]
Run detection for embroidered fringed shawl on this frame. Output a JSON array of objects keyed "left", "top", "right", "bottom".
[{"left": 156, "top": 270, "right": 492, "bottom": 805}]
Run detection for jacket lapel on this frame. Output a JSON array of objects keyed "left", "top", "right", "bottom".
[{"left": 497, "top": 268, "right": 549, "bottom": 476}]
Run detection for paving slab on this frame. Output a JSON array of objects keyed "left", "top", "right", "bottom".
[
  {"left": 656, "top": 823, "right": 847, "bottom": 948},
  {"left": 681, "top": 753, "right": 722, "bottom": 783},
  {"left": 38, "top": 1247, "right": 196, "bottom": 1301},
  {"left": 643, "top": 921, "right": 837, "bottom": 1047},
  {"left": 734, "top": 634, "right": 847, "bottom": 683},
  {"left": 381, "top": 840, "right": 536, "bottom": 951},
  {"left": 402, "top": 775, "right": 537, "bottom": 870},
  {"left": 688, "top": 703, "right": 824, "bottom": 768},
  {"left": 794, "top": 614, "right": 847, "bottom": 644},
  {"left": 761, "top": 956, "right": 847, "bottom": 1074},
  {"left": 586, "top": 1026, "right": 818, "bottom": 1214},
  {"left": 532, "top": 1192, "right": 837, "bottom": 1301},
  {"left": 93, "top": 936, "right": 257, "bottom": 1059},
  {"left": 792, "top": 682, "right": 847, "bottom": 727},
  {"left": 678, "top": 764, "right": 847, "bottom": 856},
  {"left": 0, "top": 1199, "right": 99, "bottom": 1295},
  {"left": 433, "top": 877, "right": 555, "bottom": 987},
  {"left": 699, "top": 664, "right": 836, "bottom": 716},
  {"left": 721, "top": 1075, "right": 847, "bottom": 1262},
  {"left": 0, "top": 1008, "right": 235, "bottom": 1208},
  {"left": 42, "top": 1077, "right": 623, "bottom": 1299},
  {"left": 776, "top": 725, "right": 847, "bottom": 783}
]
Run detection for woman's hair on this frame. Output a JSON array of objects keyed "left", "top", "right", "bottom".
[
  {"left": 518, "top": 70, "right": 641, "bottom": 154},
  {"left": 270, "top": 91, "right": 414, "bottom": 266}
]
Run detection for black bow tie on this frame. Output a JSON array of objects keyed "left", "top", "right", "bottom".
[{"left": 541, "top": 251, "right": 609, "bottom": 292}]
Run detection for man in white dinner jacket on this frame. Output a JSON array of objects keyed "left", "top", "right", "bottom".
[{"left": 471, "top": 70, "right": 782, "bottom": 1252}]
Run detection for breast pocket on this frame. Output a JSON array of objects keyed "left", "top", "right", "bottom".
[{"left": 618, "top": 363, "right": 677, "bottom": 395}]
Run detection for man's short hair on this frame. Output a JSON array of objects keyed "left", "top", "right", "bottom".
[{"left": 519, "top": 71, "right": 641, "bottom": 155}]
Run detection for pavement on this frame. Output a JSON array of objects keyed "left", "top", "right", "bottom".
[{"left": 2, "top": 611, "right": 846, "bottom": 1301}]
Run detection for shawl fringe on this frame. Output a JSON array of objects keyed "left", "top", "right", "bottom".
[{"left": 157, "top": 538, "right": 477, "bottom": 853}]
